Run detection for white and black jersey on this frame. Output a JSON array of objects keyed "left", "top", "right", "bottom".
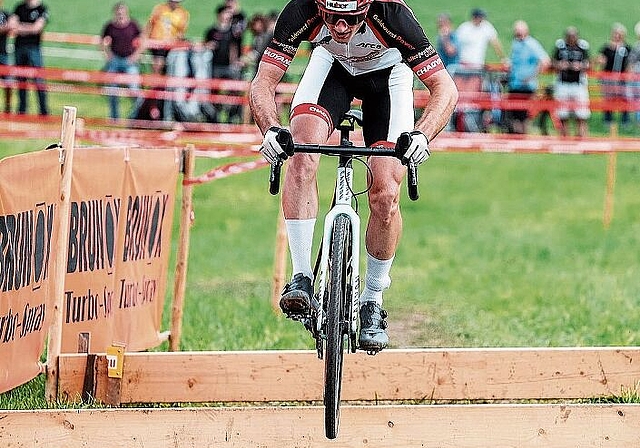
[
  {"left": 263, "top": 0, "right": 442, "bottom": 83},
  {"left": 260, "top": 0, "right": 444, "bottom": 145}
]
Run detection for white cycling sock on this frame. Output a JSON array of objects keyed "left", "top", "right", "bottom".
[
  {"left": 361, "top": 252, "right": 394, "bottom": 306},
  {"left": 285, "top": 218, "right": 316, "bottom": 280}
]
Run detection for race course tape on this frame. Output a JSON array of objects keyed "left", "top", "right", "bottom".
[{"left": 183, "top": 159, "right": 267, "bottom": 186}]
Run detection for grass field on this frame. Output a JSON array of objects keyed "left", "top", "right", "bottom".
[{"left": 2, "top": 0, "right": 640, "bottom": 408}]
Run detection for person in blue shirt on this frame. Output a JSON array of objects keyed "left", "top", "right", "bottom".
[
  {"left": 436, "top": 13, "right": 459, "bottom": 76},
  {"left": 506, "top": 20, "right": 550, "bottom": 133}
]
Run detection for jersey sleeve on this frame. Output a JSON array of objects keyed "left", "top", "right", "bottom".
[
  {"left": 368, "top": 1, "right": 443, "bottom": 84},
  {"left": 260, "top": 0, "right": 321, "bottom": 71}
]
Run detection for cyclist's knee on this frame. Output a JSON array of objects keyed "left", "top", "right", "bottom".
[
  {"left": 368, "top": 185, "right": 400, "bottom": 222},
  {"left": 287, "top": 153, "right": 320, "bottom": 183}
]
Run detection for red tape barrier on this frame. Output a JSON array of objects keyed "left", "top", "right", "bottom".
[
  {"left": 2, "top": 110, "right": 640, "bottom": 186},
  {"left": 2, "top": 110, "right": 639, "bottom": 156},
  {"left": 2, "top": 64, "right": 639, "bottom": 114},
  {"left": 183, "top": 159, "right": 267, "bottom": 186},
  {"left": 430, "top": 132, "right": 640, "bottom": 155},
  {"left": 0, "top": 65, "right": 295, "bottom": 105},
  {"left": 180, "top": 131, "right": 640, "bottom": 187}
]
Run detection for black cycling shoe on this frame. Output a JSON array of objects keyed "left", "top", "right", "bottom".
[
  {"left": 280, "top": 273, "right": 314, "bottom": 317},
  {"left": 358, "top": 302, "right": 389, "bottom": 354}
]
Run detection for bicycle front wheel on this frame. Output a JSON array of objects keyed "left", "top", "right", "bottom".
[{"left": 324, "top": 214, "right": 352, "bottom": 439}]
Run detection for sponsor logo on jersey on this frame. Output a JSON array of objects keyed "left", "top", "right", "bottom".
[
  {"left": 325, "top": 0, "right": 358, "bottom": 12},
  {"left": 333, "top": 50, "right": 383, "bottom": 64},
  {"left": 414, "top": 55, "right": 443, "bottom": 79},
  {"left": 263, "top": 49, "right": 292, "bottom": 70},
  {"left": 406, "top": 45, "right": 436, "bottom": 64},
  {"left": 356, "top": 42, "right": 382, "bottom": 50},
  {"left": 289, "top": 18, "right": 318, "bottom": 44}
]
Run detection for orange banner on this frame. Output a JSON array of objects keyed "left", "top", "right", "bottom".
[
  {"left": 0, "top": 150, "right": 61, "bottom": 393},
  {"left": 61, "top": 147, "right": 180, "bottom": 353}
]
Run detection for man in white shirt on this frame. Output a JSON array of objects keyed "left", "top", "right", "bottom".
[
  {"left": 456, "top": 8, "right": 505, "bottom": 69},
  {"left": 453, "top": 8, "right": 505, "bottom": 131}
]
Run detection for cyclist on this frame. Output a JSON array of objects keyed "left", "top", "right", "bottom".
[{"left": 249, "top": 0, "right": 458, "bottom": 352}]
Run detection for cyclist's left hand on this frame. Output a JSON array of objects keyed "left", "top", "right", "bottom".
[
  {"left": 260, "top": 126, "right": 294, "bottom": 164},
  {"left": 399, "top": 130, "right": 430, "bottom": 165}
]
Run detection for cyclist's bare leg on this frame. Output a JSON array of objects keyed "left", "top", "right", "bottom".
[
  {"left": 279, "top": 113, "right": 330, "bottom": 315},
  {"left": 282, "top": 114, "right": 330, "bottom": 220},
  {"left": 359, "top": 156, "right": 404, "bottom": 351},
  {"left": 365, "top": 156, "right": 405, "bottom": 260}
]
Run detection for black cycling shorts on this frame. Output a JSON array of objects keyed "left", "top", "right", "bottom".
[{"left": 291, "top": 47, "right": 415, "bottom": 147}]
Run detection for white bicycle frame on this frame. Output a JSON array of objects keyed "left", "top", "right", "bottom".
[
  {"left": 267, "top": 111, "right": 419, "bottom": 356},
  {"left": 315, "top": 161, "right": 361, "bottom": 343}
]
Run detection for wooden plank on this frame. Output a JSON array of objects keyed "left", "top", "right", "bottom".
[
  {"left": 45, "top": 106, "right": 77, "bottom": 403},
  {"left": 58, "top": 348, "right": 640, "bottom": 404},
  {"left": 1, "top": 404, "right": 639, "bottom": 447},
  {"left": 169, "top": 146, "right": 195, "bottom": 351}
]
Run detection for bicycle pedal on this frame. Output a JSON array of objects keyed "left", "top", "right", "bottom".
[
  {"left": 365, "top": 348, "right": 383, "bottom": 356},
  {"left": 284, "top": 310, "right": 308, "bottom": 321}
]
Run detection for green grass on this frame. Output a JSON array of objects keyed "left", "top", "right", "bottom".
[{"left": 3, "top": 0, "right": 640, "bottom": 408}]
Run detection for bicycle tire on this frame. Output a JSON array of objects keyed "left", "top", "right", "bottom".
[{"left": 324, "top": 214, "right": 351, "bottom": 439}]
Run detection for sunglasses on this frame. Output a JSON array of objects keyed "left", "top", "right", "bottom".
[{"left": 321, "top": 10, "right": 367, "bottom": 26}]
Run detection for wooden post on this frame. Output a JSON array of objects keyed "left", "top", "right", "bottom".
[
  {"left": 169, "top": 145, "right": 195, "bottom": 352},
  {"left": 603, "top": 124, "right": 618, "bottom": 229},
  {"left": 45, "top": 106, "right": 77, "bottom": 403},
  {"left": 271, "top": 205, "right": 288, "bottom": 312}
]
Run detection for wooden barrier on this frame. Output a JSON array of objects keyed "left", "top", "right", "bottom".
[
  {"left": 2, "top": 404, "right": 640, "bottom": 447},
  {"left": 57, "top": 347, "right": 640, "bottom": 404},
  {"left": 42, "top": 347, "right": 640, "bottom": 447}
]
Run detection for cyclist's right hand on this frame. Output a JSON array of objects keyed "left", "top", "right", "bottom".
[{"left": 260, "top": 126, "right": 294, "bottom": 164}]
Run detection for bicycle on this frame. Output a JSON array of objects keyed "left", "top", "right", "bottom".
[{"left": 268, "top": 110, "right": 419, "bottom": 439}]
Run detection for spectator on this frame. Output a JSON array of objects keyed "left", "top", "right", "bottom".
[
  {"left": 205, "top": 5, "right": 243, "bottom": 123},
  {"left": 0, "top": 0, "right": 12, "bottom": 113},
  {"left": 456, "top": 8, "right": 506, "bottom": 70},
  {"left": 454, "top": 8, "right": 506, "bottom": 132},
  {"left": 506, "top": 20, "right": 550, "bottom": 134},
  {"left": 9, "top": 0, "right": 49, "bottom": 116},
  {"left": 628, "top": 21, "right": 640, "bottom": 124},
  {"left": 436, "top": 13, "right": 459, "bottom": 76},
  {"left": 145, "top": 0, "right": 190, "bottom": 75},
  {"left": 101, "top": 2, "right": 144, "bottom": 120},
  {"left": 596, "top": 22, "right": 631, "bottom": 130},
  {"left": 552, "top": 26, "right": 591, "bottom": 137},
  {"left": 266, "top": 10, "right": 278, "bottom": 33},
  {"left": 240, "top": 13, "right": 273, "bottom": 123},
  {"left": 242, "top": 14, "right": 270, "bottom": 79},
  {"left": 225, "top": 0, "right": 246, "bottom": 63}
]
